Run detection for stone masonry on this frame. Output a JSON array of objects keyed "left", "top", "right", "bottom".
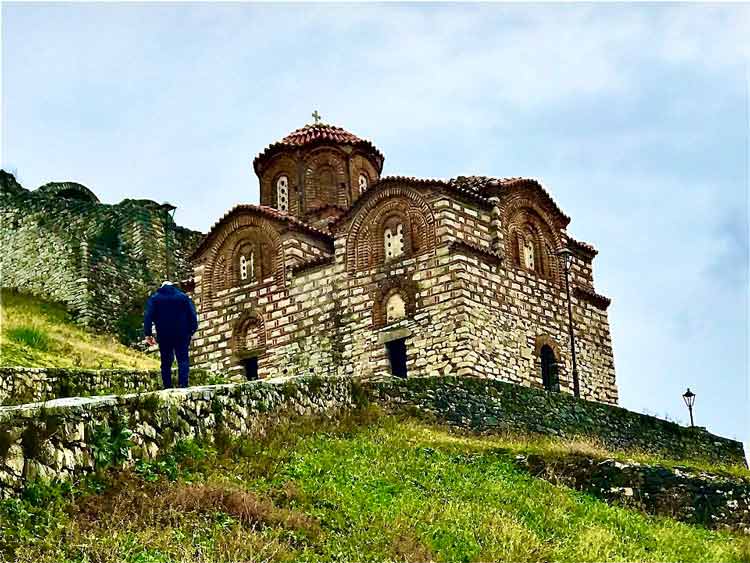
[
  {"left": 190, "top": 122, "right": 617, "bottom": 404},
  {"left": 0, "top": 375, "right": 745, "bottom": 512},
  {"left": 0, "top": 170, "right": 202, "bottom": 341}
]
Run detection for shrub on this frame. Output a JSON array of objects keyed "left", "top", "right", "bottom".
[
  {"left": 350, "top": 378, "right": 370, "bottom": 408},
  {"left": 91, "top": 416, "right": 132, "bottom": 469}
]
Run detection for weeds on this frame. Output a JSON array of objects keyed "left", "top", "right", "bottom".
[
  {"left": 2, "top": 413, "right": 749, "bottom": 563},
  {"left": 6, "top": 326, "right": 50, "bottom": 351},
  {"left": 91, "top": 416, "right": 133, "bottom": 469}
]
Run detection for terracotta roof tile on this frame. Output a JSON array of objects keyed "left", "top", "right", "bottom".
[
  {"left": 281, "top": 124, "right": 364, "bottom": 146},
  {"left": 253, "top": 123, "right": 384, "bottom": 174},
  {"left": 568, "top": 237, "right": 598, "bottom": 257},
  {"left": 190, "top": 204, "right": 332, "bottom": 260},
  {"left": 573, "top": 285, "right": 611, "bottom": 310}
]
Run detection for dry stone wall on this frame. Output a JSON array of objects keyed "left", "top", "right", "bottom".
[
  {"left": 0, "top": 367, "right": 228, "bottom": 407},
  {"left": 0, "top": 374, "right": 744, "bottom": 499},
  {"left": 372, "top": 376, "right": 746, "bottom": 465},
  {"left": 515, "top": 454, "right": 750, "bottom": 533},
  {"left": 0, "top": 170, "right": 202, "bottom": 341},
  {"left": 0, "top": 376, "right": 354, "bottom": 497}
]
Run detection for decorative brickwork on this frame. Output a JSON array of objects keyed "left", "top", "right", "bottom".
[{"left": 190, "top": 123, "right": 619, "bottom": 405}]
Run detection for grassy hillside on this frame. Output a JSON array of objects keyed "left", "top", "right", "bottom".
[
  {"left": 3, "top": 412, "right": 748, "bottom": 563},
  {"left": 0, "top": 289, "right": 157, "bottom": 369}
]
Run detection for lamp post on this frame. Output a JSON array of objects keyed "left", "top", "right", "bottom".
[
  {"left": 682, "top": 388, "right": 696, "bottom": 427},
  {"left": 557, "top": 248, "right": 580, "bottom": 398}
]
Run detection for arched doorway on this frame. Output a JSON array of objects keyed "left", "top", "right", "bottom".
[{"left": 540, "top": 345, "right": 560, "bottom": 392}]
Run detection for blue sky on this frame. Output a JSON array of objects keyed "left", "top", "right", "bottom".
[{"left": 2, "top": 3, "right": 748, "bottom": 446}]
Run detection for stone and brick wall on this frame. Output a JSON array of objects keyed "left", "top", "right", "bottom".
[
  {"left": 0, "top": 170, "right": 203, "bottom": 341},
  {"left": 191, "top": 182, "right": 617, "bottom": 405}
]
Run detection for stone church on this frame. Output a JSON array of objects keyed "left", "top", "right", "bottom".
[{"left": 190, "top": 120, "right": 618, "bottom": 405}]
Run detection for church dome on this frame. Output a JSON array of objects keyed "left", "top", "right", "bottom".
[
  {"left": 253, "top": 119, "right": 384, "bottom": 226},
  {"left": 253, "top": 122, "right": 384, "bottom": 176}
]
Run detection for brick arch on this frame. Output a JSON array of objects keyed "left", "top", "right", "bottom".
[
  {"left": 350, "top": 153, "right": 380, "bottom": 203},
  {"left": 203, "top": 214, "right": 284, "bottom": 303},
  {"left": 371, "top": 276, "right": 419, "bottom": 328},
  {"left": 303, "top": 148, "right": 348, "bottom": 210},
  {"left": 231, "top": 309, "right": 267, "bottom": 359},
  {"left": 260, "top": 154, "right": 298, "bottom": 213},
  {"left": 505, "top": 202, "right": 563, "bottom": 284},
  {"left": 534, "top": 334, "right": 562, "bottom": 358},
  {"left": 227, "top": 231, "right": 276, "bottom": 287},
  {"left": 346, "top": 186, "right": 436, "bottom": 273},
  {"left": 534, "top": 334, "right": 563, "bottom": 392}
]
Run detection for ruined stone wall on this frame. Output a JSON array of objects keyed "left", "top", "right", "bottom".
[
  {"left": 514, "top": 454, "right": 750, "bottom": 533},
  {"left": 372, "top": 376, "right": 746, "bottom": 466},
  {"left": 0, "top": 171, "right": 203, "bottom": 340}
]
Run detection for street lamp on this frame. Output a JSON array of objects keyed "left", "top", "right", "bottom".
[
  {"left": 557, "top": 248, "right": 580, "bottom": 398},
  {"left": 682, "top": 388, "right": 696, "bottom": 427}
]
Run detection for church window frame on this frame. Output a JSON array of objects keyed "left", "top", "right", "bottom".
[
  {"left": 358, "top": 172, "right": 369, "bottom": 194},
  {"left": 276, "top": 175, "right": 289, "bottom": 213},
  {"left": 234, "top": 241, "right": 260, "bottom": 285},
  {"left": 383, "top": 216, "right": 406, "bottom": 261}
]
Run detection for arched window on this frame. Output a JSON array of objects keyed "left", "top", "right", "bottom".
[
  {"left": 236, "top": 243, "right": 257, "bottom": 284},
  {"left": 243, "top": 317, "right": 261, "bottom": 351},
  {"left": 385, "top": 292, "right": 406, "bottom": 323},
  {"left": 523, "top": 237, "right": 536, "bottom": 270},
  {"left": 384, "top": 223, "right": 404, "bottom": 259},
  {"left": 540, "top": 345, "right": 560, "bottom": 392},
  {"left": 276, "top": 175, "right": 289, "bottom": 212},
  {"left": 239, "top": 252, "right": 255, "bottom": 281},
  {"left": 358, "top": 173, "right": 368, "bottom": 194},
  {"left": 233, "top": 311, "right": 266, "bottom": 359}
]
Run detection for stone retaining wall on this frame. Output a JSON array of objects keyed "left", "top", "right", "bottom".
[
  {"left": 0, "top": 367, "right": 230, "bottom": 406},
  {"left": 0, "top": 377, "right": 354, "bottom": 497},
  {"left": 515, "top": 454, "right": 750, "bottom": 533},
  {"left": 0, "top": 375, "right": 745, "bottom": 499},
  {"left": 371, "top": 376, "right": 747, "bottom": 466}
]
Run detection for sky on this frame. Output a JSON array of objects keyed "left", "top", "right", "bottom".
[{"left": 2, "top": 3, "right": 748, "bottom": 446}]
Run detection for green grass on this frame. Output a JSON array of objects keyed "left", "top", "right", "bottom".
[
  {"left": 3, "top": 411, "right": 748, "bottom": 563},
  {"left": 0, "top": 288, "right": 158, "bottom": 369}
]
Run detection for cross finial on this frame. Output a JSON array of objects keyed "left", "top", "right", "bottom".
[{"left": 311, "top": 110, "right": 322, "bottom": 124}]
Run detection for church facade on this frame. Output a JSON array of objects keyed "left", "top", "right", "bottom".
[{"left": 189, "top": 121, "right": 618, "bottom": 405}]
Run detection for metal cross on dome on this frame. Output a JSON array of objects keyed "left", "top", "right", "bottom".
[{"left": 311, "top": 110, "right": 322, "bottom": 124}]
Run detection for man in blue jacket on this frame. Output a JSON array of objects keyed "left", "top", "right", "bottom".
[{"left": 143, "top": 282, "right": 199, "bottom": 389}]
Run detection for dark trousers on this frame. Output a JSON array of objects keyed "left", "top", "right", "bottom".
[{"left": 158, "top": 337, "right": 191, "bottom": 388}]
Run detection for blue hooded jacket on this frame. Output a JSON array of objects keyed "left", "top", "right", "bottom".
[{"left": 143, "top": 284, "right": 198, "bottom": 341}]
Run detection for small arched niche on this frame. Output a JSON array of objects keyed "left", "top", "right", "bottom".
[{"left": 385, "top": 292, "right": 406, "bottom": 323}]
